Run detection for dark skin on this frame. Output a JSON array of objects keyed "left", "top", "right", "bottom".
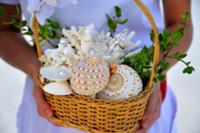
[{"left": 0, "top": 0, "right": 193, "bottom": 132}]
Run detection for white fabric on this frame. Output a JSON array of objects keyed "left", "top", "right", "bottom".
[
  {"left": 0, "top": 0, "right": 177, "bottom": 132},
  {"left": 0, "top": 0, "right": 19, "bottom": 4},
  {"left": 27, "top": 0, "right": 78, "bottom": 25}
]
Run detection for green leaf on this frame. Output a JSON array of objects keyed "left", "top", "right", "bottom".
[
  {"left": 21, "top": 20, "right": 27, "bottom": 27},
  {"left": 150, "top": 30, "right": 154, "bottom": 42},
  {"left": 106, "top": 15, "right": 117, "bottom": 31},
  {"left": 169, "top": 52, "right": 187, "bottom": 60},
  {"left": 186, "top": 61, "right": 191, "bottom": 65},
  {"left": 114, "top": 6, "right": 122, "bottom": 17},
  {"left": 13, "top": 20, "right": 27, "bottom": 29},
  {"left": 118, "top": 18, "right": 128, "bottom": 25},
  {"left": 183, "top": 66, "right": 195, "bottom": 74},
  {"left": 23, "top": 30, "right": 33, "bottom": 36},
  {"left": 158, "top": 60, "right": 170, "bottom": 73},
  {"left": 0, "top": 5, "right": 5, "bottom": 16},
  {"left": 181, "top": 12, "right": 190, "bottom": 22},
  {"left": 47, "top": 19, "right": 60, "bottom": 29},
  {"left": 172, "top": 28, "right": 184, "bottom": 45},
  {"left": 156, "top": 74, "right": 165, "bottom": 82}
]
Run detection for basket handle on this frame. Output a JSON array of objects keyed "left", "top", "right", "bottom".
[
  {"left": 32, "top": 0, "right": 160, "bottom": 91},
  {"left": 135, "top": 0, "right": 160, "bottom": 90}
]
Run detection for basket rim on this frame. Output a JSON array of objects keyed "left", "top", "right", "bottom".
[{"left": 43, "top": 85, "right": 152, "bottom": 104}]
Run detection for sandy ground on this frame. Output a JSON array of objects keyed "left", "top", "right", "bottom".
[{"left": 0, "top": 1, "right": 199, "bottom": 133}]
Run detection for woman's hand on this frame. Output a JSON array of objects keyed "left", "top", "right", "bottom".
[
  {"left": 135, "top": 83, "right": 162, "bottom": 133},
  {"left": 32, "top": 82, "right": 54, "bottom": 122},
  {"left": 29, "top": 59, "right": 59, "bottom": 125}
]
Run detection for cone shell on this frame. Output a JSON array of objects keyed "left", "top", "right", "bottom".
[
  {"left": 43, "top": 82, "right": 73, "bottom": 95},
  {"left": 40, "top": 66, "right": 71, "bottom": 81},
  {"left": 70, "top": 57, "right": 110, "bottom": 96},
  {"left": 97, "top": 65, "right": 143, "bottom": 100}
]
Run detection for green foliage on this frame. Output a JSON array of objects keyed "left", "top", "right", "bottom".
[
  {"left": 169, "top": 52, "right": 187, "bottom": 60},
  {"left": 22, "top": 19, "right": 62, "bottom": 48},
  {"left": 124, "top": 46, "right": 154, "bottom": 85},
  {"left": 172, "top": 28, "right": 184, "bottom": 45},
  {"left": 181, "top": 12, "right": 190, "bottom": 22},
  {"left": 106, "top": 6, "right": 128, "bottom": 36},
  {"left": 169, "top": 52, "right": 195, "bottom": 74},
  {"left": 1, "top": 5, "right": 21, "bottom": 28},
  {"left": 114, "top": 6, "right": 122, "bottom": 18},
  {"left": 183, "top": 66, "right": 195, "bottom": 74},
  {"left": 0, "top": 5, "right": 5, "bottom": 16},
  {"left": 123, "top": 12, "right": 194, "bottom": 84}
]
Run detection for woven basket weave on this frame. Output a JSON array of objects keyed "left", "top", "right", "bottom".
[{"left": 33, "top": 0, "right": 160, "bottom": 132}]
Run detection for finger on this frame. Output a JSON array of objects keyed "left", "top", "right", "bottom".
[
  {"left": 33, "top": 86, "right": 53, "bottom": 119},
  {"left": 135, "top": 128, "right": 147, "bottom": 133},
  {"left": 142, "top": 87, "right": 162, "bottom": 128}
]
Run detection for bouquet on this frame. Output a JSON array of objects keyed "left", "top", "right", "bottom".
[{"left": 8, "top": 0, "right": 193, "bottom": 132}]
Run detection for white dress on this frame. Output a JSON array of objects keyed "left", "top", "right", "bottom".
[{"left": 0, "top": 0, "right": 177, "bottom": 133}]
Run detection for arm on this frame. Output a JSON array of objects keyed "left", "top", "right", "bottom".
[
  {"left": 0, "top": 4, "right": 39, "bottom": 79},
  {"left": 135, "top": 0, "right": 193, "bottom": 133},
  {"left": 163, "top": 0, "right": 193, "bottom": 68},
  {"left": 0, "top": 3, "right": 54, "bottom": 123}
]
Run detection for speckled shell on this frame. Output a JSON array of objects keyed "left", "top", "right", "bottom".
[
  {"left": 70, "top": 57, "right": 110, "bottom": 96},
  {"left": 97, "top": 65, "right": 143, "bottom": 100},
  {"left": 43, "top": 82, "right": 73, "bottom": 96}
]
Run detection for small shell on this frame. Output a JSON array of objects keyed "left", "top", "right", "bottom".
[
  {"left": 97, "top": 65, "right": 143, "bottom": 100},
  {"left": 43, "top": 82, "right": 73, "bottom": 95},
  {"left": 40, "top": 66, "right": 71, "bottom": 81},
  {"left": 70, "top": 57, "right": 110, "bottom": 96}
]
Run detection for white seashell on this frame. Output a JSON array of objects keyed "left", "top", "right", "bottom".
[
  {"left": 40, "top": 66, "right": 71, "bottom": 81},
  {"left": 43, "top": 82, "right": 73, "bottom": 95},
  {"left": 97, "top": 65, "right": 143, "bottom": 100},
  {"left": 63, "top": 46, "right": 75, "bottom": 57},
  {"left": 59, "top": 38, "right": 69, "bottom": 44},
  {"left": 70, "top": 57, "right": 110, "bottom": 96},
  {"left": 81, "top": 41, "right": 92, "bottom": 54}
]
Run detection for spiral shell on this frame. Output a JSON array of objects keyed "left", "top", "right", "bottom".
[
  {"left": 97, "top": 65, "right": 143, "bottom": 100},
  {"left": 70, "top": 57, "right": 110, "bottom": 96}
]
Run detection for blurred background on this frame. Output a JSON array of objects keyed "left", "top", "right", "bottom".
[{"left": 0, "top": 1, "right": 199, "bottom": 133}]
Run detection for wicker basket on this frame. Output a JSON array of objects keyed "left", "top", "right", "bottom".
[{"left": 33, "top": 0, "right": 160, "bottom": 132}]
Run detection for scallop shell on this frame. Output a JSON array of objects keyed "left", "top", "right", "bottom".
[
  {"left": 97, "top": 65, "right": 143, "bottom": 100},
  {"left": 40, "top": 66, "right": 71, "bottom": 81},
  {"left": 70, "top": 57, "right": 110, "bottom": 96},
  {"left": 43, "top": 82, "right": 73, "bottom": 95}
]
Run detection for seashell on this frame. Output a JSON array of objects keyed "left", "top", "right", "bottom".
[
  {"left": 43, "top": 81, "right": 73, "bottom": 95},
  {"left": 63, "top": 46, "right": 75, "bottom": 58},
  {"left": 40, "top": 66, "right": 71, "bottom": 81},
  {"left": 70, "top": 57, "right": 110, "bottom": 96},
  {"left": 97, "top": 65, "right": 143, "bottom": 100}
]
